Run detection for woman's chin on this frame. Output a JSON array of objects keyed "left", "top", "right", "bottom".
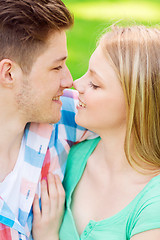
[{"left": 75, "top": 115, "right": 86, "bottom": 129}]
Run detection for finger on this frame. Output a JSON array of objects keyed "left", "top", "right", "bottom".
[
  {"left": 54, "top": 175, "right": 65, "bottom": 210},
  {"left": 33, "top": 194, "right": 41, "bottom": 221},
  {"left": 47, "top": 173, "right": 57, "bottom": 198},
  {"left": 47, "top": 173, "right": 59, "bottom": 211},
  {"left": 41, "top": 179, "right": 50, "bottom": 216},
  {"left": 54, "top": 174, "right": 65, "bottom": 198}
]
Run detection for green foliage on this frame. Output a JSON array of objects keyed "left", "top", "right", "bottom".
[{"left": 63, "top": 0, "right": 160, "bottom": 80}]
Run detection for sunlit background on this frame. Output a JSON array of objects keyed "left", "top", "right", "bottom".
[{"left": 63, "top": 0, "right": 160, "bottom": 80}]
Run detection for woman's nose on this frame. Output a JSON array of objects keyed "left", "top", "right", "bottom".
[{"left": 73, "top": 77, "right": 85, "bottom": 93}]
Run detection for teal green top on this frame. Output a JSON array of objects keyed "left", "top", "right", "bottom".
[{"left": 60, "top": 138, "right": 160, "bottom": 240}]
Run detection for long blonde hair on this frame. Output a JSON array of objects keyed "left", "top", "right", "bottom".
[{"left": 100, "top": 25, "right": 160, "bottom": 172}]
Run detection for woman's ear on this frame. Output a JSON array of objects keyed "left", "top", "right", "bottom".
[{"left": 0, "top": 59, "right": 15, "bottom": 88}]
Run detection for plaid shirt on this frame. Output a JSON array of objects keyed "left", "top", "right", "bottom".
[{"left": 0, "top": 89, "right": 95, "bottom": 239}]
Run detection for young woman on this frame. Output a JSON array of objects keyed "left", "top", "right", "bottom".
[{"left": 33, "top": 25, "right": 160, "bottom": 240}]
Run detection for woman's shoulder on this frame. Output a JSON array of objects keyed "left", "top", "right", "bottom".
[
  {"left": 131, "top": 174, "right": 160, "bottom": 210},
  {"left": 128, "top": 174, "right": 160, "bottom": 238},
  {"left": 142, "top": 174, "right": 160, "bottom": 197}
]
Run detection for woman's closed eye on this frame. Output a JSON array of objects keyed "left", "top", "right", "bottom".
[{"left": 89, "top": 81, "right": 99, "bottom": 89}]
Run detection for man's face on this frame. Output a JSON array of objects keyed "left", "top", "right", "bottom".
[{"left": 15, "top": 30, "right": 73, "bottom": 124}]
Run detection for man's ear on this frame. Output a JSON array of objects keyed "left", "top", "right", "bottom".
[{"left": 0, "top": 59, "right": 15, "bottom": 88}]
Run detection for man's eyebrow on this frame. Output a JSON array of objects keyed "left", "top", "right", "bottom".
[
  {"left": 54, "top": 56, "right": 67, "bottom": 62},
  {"left": 90, "top": 69, "right": 96, "bottom": 75}
]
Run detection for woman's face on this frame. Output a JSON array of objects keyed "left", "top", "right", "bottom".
[{"left": 73, "top": 45, "right": 126, "bottom": 134}]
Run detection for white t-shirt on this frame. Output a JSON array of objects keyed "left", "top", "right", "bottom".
[{"left": 0, "top": 137, "right": 25, "bottom": 218}]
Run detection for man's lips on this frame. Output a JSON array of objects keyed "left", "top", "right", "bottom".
[
  {"left": 52, "top": 96, "right": 61, "bottom": 101},
  {"left": 52, "top": 93, "right": 63, "bottom": 101}
]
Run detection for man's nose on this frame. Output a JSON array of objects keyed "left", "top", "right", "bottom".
[{"left": 61, "top": 66, "right": 73, "bottom": 89}]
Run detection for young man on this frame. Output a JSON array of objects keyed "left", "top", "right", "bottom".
[{"left": 0, "top": 0, "right": 94, "bottom": 239}]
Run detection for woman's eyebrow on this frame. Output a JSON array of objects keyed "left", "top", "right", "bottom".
[{"left": 89, "top": 69, "right": 103, "bottom": 82}]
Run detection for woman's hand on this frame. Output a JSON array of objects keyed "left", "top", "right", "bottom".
[{"left": 32, "top": 173, "right": 65, "bottom": 240}]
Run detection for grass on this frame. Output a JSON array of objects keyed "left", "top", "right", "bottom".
[{"left": 63, "top": 0, "right": 160, "bottom": 80}]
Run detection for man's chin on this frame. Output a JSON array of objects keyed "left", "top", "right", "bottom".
[
  {"left": 32, "top": 112, "right": 62, "bottom": 124},
  {"left": 49, "top": 113, "right": 61, "bottom": 124}
]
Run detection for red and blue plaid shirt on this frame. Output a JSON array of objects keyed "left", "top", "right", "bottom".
[{"left": 0, "top": 89, "right": 96, "bottom": 239}]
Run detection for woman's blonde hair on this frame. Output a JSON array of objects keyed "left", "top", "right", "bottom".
[{"left": 100, "top": 25, "right": 160, "bottom": 172}]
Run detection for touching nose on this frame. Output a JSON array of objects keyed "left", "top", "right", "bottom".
[
  {"left": 73, "top": 77, "right": 85, "bottom": 94},
  {"left": 61, "top": 66, "right": 73, "bottom": 89}
]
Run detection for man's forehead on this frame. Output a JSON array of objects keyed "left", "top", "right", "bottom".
[
  {"left": 47, "top": 30, "right": 67, "bottom": 46},
  {"left": 45, "top": 31, "right": 67, "bottom": 57}
]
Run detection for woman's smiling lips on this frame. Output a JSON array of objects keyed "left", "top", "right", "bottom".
[{"left": 77, "top": 98, "right": 86, "bottom": 109}]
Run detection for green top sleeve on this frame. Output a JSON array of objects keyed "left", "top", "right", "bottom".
[{"left": 130, "top": 181, "right": 160, "bottom": 238}]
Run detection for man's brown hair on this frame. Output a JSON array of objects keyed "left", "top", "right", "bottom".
[{"left": 0, "top": 0, "right": 73, "bottom": 73}]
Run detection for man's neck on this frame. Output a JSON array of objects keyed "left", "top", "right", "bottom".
[{"left": 0, "top": 118, "right": 25, "bottom": 182}]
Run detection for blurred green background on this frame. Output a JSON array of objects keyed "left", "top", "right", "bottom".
[{"left": 63, "top": 0, "right": 160, "bottom": 80}]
